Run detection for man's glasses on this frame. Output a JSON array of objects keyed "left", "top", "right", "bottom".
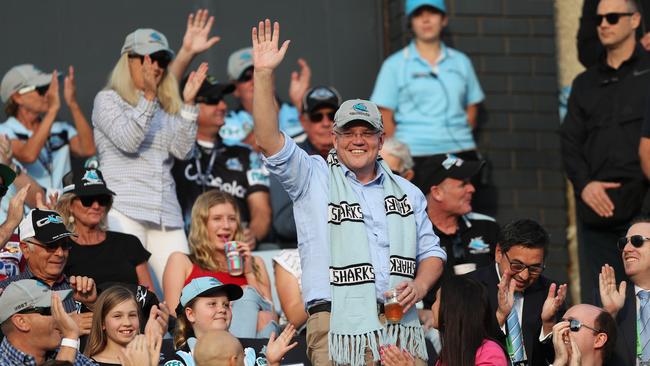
[
  {"left": 238, "top": 68, "right": 254, "bottom": 83},
  {"left": 18, "top": 306, "right": 52, "bottom": 316},
  {"left": 596, "top": 12, "right": 634, "bottom": 25},
  {"left": 617, "top": 235, "right": 650, "bottom": 250},
  {"left": 309, "top": 111, "right": 335, "bottom": 123},
  {"left": 79, "top": 195, "right": 112, "bottom": 207},
  {"left": 129, "top": 50, "right": 172, "bottom": 70},
  {"left": 504, "top": 252, "right": 545, "bottom": 275},
  {"left": 26, "top": 240, "right": 73, "bottom": 252},
  {"left": 564, "top": 318, "right": 601, "bottom": 333}
]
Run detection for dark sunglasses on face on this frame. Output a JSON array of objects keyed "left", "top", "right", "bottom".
[
  {"left": 129, "top": 50, "right": 172, "bottom": 70},
  {"left": 564, "top": 318, "right": 601, "bottom": 333},
  {"left": 79, "top": 195, "right": 111, "bottom": 207},
  {"left": 309, "top": 111, "right": 335, "bottom": 123},
  {"left": 596, "top": 12, "right": 634, "bottom": 25},
  {"left": 196, "top": 96, "right": 223, "bottom": 105},
  {"left": 27, "top": 240, "right": 73, "bottom": 252},
  {"left": 18, "top": 306, "right": 52, "bottom": 316},
  {"left": 238, "top": 68, "right": 254, "bottom": 83},
  {"left": 0, "top": 184, "right": 7, "bottom": 198},
  {"left": 617, "top": 234, "right": 650, "bottom": 250}
]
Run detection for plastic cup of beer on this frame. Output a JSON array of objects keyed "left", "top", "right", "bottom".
[{"left": 384, "top": 288, "right": 403, "bottom": 323}]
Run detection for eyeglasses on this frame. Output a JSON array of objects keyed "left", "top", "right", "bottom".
[
  {"left": 18, "top": 306, "right": 52, "bottom": 316},
  {"left": 238, "top": 68, "right": 254, "bottom": 83},
  {"left": 503, "top": 252, "right": 545, "bottom": 275},
  {"left": 334, "top": 130, "right": 381, "bottom": 140},
  {"left": 563, "top": 318, "right": 602, "bottom": 333},
  {"left": 26, "top": 240, "right": 73, "bottom": 252},
  {"left": 617, "top": 234, "right": 650, "bottom": 250},
  {"left": 129, "top": 50, "right": 172, "bottom": 70},
  {"left": 0, "top": 184, "right": 7, "bottom": 198},
  {"left": 17, "top": 85, "right": 49, "bottom": 96},
  {"left": 309, "top": 111, "right": 335, "bottom": 123},
  {"left": 78, "top": 195, "right": 112, "bottom": 207},
  {"left": 596, "top": 12, "right": 634, "bottom": 25},
  {"left": 196, "top": 96, "right": 223, "bottom": 105}
]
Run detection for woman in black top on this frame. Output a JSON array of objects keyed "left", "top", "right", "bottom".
[{"left": 56, "top": 167, "right": 153, "bottom": 289}]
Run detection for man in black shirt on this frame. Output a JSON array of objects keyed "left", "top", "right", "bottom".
[
  {"left": 173, "top": 75, "right": 271, "bottom": 245},
  {"left": 415, "top": 154, "right": 498, "bottom": 307},
  {"left": 560, "top": 0, "right": 650, "bottom": 303}
]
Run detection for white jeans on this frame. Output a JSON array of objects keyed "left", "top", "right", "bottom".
[{"left": 107, "top": 209, "right": 188, "bottom": 290}]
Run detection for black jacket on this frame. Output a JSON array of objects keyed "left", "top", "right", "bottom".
[
  {"left": 602, "top": 283, "right": 636, "bottom": 366},
  {"left": 466, "top": 265, "right": 565, "bottom": 366}
]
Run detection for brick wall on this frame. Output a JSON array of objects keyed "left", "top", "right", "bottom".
[{"left": 384, "top": 0, "right": 568, "bottom": 282}]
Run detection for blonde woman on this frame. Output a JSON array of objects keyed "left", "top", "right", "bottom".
[
  {"left": 92, "top": 27, "right": 207, "bottom": 287},
  {"left": 163, "top": 190, "right": 277, "bottom": 338}
]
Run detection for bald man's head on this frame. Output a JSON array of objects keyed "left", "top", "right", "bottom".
[
  {"left": 194, "top": 330, "right": 244, "bottom": 366},
  {"left": 563, "top": 304, "right": 616, "bottom": 363}
]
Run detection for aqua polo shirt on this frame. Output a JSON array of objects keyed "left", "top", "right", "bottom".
[
  {"left": 0, "top": 117, "right": 77, "bottom": 189},
  {"left": 219, "top": 103, "right": 302, "bottom": 145},
  {"left": 371, "top": 41, "right": 484, "bottom": 156}
]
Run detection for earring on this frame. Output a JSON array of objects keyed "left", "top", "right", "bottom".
[{"left": 69, "top": 216, "right": 74, "bottom": 223}]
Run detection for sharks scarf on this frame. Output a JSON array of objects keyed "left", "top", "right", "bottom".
[{"left": 327, "top": 150, "right": 428, "bottom": 366}]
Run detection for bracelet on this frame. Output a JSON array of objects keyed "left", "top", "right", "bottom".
[{"left": 60, "top": 338, "right": 80, "bottom": 350}]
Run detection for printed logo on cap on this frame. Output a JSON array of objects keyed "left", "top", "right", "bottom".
[
  {"left": 82, "top": 169, "right": 103, "bottom": 186},
  {"left": 239, "top": 51, "right": 252, "bottom": 61},
  {"left": 352, "top": 103, "right": 368, "bottom": 113},
  {"left": 442, "top": 154, "right": 462, "bottom": 170},
  {"left": 310, "top": 88, "right": 336, "bottom": 100},
  {"left": 149, "top": 32, "right": 165, "bottom": 45},
  {"left": 36, "top": 214, "right": 64, "bottom": 227}
]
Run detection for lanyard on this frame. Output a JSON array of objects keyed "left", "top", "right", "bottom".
[
  {"left": 638, "top": 316, "right": 643, "bottom": 360},
  {"left": 194, "top": 145, "right": 218, "bottom": 191}
]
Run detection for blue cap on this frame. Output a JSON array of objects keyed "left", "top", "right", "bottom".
[
  {"left": 179, "top": 277, "right": 243, "bottom": 309},
  {"left": 405, "top": 0, "right": 447, "bottom": 17}
]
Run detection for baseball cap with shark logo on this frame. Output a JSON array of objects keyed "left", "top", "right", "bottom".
[{"left": 19, "top": 209, "right": 76, "bottom": 244}]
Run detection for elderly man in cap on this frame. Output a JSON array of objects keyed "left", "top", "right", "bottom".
[
  {"left": 0, "top": 208, "right": 97, "bottom": 334},
  {"left": 0, "top": 279, "right": 95, "bottom": 365},
  {"left": 0, "top": 64, "right": 95, "bottom": 191},
  {"left": 252, "top": 20, "right": 445, "bottom": 365},
  {"left": 172, "top": 75, "right": 271, "bottom": 242},
  {"left": 220, "top": 46, "right": 311, "bottom": 148}
]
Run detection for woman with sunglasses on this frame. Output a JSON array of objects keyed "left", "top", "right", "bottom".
[
  {"left": 0, "top": 63, "right": 96, "bottom": 192},
  {"left": 382, "top": 276, "right": 508, "bottom": 366},
  {"left": 58, "top": 167, "right": 154, "bottom": 290},
  {"left": 92, "top": 26, "right": 208, "bottom": 288}
]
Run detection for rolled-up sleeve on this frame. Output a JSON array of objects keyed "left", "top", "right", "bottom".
[
  {"left": 411, "top": 188, "right": 447, "bottom": 263},
  {"left": 169, "top": 104, "right": 199, "bottom": 160}
]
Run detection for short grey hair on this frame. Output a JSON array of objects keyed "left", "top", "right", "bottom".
[{"left": 382, "top": 138, "right": 414, "bottom": 171}]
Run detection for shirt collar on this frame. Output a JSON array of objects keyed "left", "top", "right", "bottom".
[
  {"left": 339, "top": 160, "right": 385, "bottom": 185},
  {"left": 23, "top": 266, "right": 67, "bottom": 287},
  {"left": 406, "top": 40, "right": 448, "bottom": 64},
  {"left": 1, "top": 337, "right": 37, "bottom": 365},
  {"left": 598, "top": 44, "right": 644, "bottom": 72}
]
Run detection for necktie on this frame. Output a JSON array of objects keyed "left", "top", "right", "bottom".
[
  {"left": 507, "top": 292, "right": 524, "bottom": 363},
  {"left": 639, "top": 290, "right": 650, "bottom": 361}
]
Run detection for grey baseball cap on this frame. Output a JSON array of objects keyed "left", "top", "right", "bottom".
[
  {"left": 333, "top": 99, "right": 383, "bottom": 132},
  {"left": 0, "top": 279, "right": 72, "bottom": 324},
  {"left": 227, "top": 47, "right": 253, "bottom": 81},
  {"left": 0, "top": 64, "right": 52, "bottom": 103},
  {"left": 121, "top": 28, "right": 174, "bottom": 57}
]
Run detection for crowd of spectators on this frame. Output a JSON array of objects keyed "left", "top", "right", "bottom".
[{"left": 0, "top": 0, "right": 648, "bottom": 365}]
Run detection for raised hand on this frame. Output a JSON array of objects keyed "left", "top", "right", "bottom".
[
  {"left": 0, "top": 135, "right": 13, "bottom": 166},
  {"left": 380, "top": 345, "right": 416, "bottom": 366},
  {"left": 288, "top": 58, "right": 311, "bottom": 110},
  {"left": 599, "top": 264, "right": 626, "bottom": 316},
  {"left": 181, "top": 9, "right": 221, "bottom": 55},
  {"left": 252, "top": 19, "right": 290, "bottom": 72},
  {"left": 551, "top": 321, "right": 570, "bottom": 366},
  {"left": 6, "top": 184, "right": 29, "bottom": 228},
  {"left": 69, "top": 275, "right": 97, "bottom": 305},
  {"left": 542, "top": 283, "right": 567, "bottom": 322},
  {"left": 46, "top": 70, "right": 61, "bottom": 113},
  {"left": 63, "top": 66, "right": 78, "bottom": 107},
  {"left": 144, "top": 303, "right": 169, "bottom": 339},
  {"left": 142, "top": 56, "right": 158, "bottom": 100},
  {"left": 52, "top": 292, "right": 80, "bottom": 339},
  {"left": 496, "top": 271, "right": 516, "bottom": 327},
  {"left": 182, "top": 62, "right": 208, "bottom": 104},
  {"left": 118, "top": 334, "right": 151, "bottom": 366},
  {"left": 145, "top": 316, "right": 163, "bottom": 366},
  {"left": 265, "top": 324, "right": 298, "bottom": 366}
]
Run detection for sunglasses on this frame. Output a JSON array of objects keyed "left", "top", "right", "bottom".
[
  {"left": 238, "top": 68, "right": 254, "bottom": 83},
  {"left": 129, "top": 50, "right": 172, "bottom": 70},
  {"left": 504, "top": 252, "right": 545, "bottom": 275},
  {"left": 309, "top": 111, "right": 335, "bottom": 123},
  {"left": 617, "top": 234, "right": 650, "bottom": 250},
  {"left": 196, "top": 96, "right": 223, "bottom": 105},
  {"left": 78, "top": 195, "right": 112, "bottom": 207},
  {"left": 0, "top": 184, "right": 7, "bottom": 198},
  {"left": 596, "top": 12, "right": 634, "bottom": 25},
  {"left": 564, "top": 318, "right": 601, "bottom": 333},
  {"left": 26, "top": 240, "right": 73, "bottom": 252},
  {"left": 18, "top": 306, "right": 52, "bottom": 316},
  {"left": 18, "top": 85, "right": 49, "bottom": 96}
]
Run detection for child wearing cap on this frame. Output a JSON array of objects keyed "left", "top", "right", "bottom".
[{"left": 165, "top": 276, "right": 297, "bottom": 366}]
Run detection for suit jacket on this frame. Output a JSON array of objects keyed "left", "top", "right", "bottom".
[
  {"left": 605, "top": 283, "right": 636, "bottom": 366},
  {"left": 467, "top": 265, "right": 564, "bottom": 366}
]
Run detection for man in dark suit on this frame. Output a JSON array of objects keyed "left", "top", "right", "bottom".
[
  {"left": 599, "top": 216, "right": 650, "bottom": 365},
  {"left": 467, "top": 219, "right": 567, "bottom": 366}
]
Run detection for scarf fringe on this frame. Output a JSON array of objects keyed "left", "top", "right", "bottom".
[
  {"left": 329, "top": 330, "right": 383, "bottom": 366},
  {"left": 386, "top": 324, "right": 429, "bottom": 361}
]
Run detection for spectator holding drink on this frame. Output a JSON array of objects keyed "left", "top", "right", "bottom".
[{"left": 163, "top": 190, "right": 276, "bottom": 338}]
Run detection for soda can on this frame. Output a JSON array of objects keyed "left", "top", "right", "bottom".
[{"left": 225, "top": 241, "right": 244, "bottom": 276}]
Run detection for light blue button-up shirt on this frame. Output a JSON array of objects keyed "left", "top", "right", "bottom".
[
  {"left": 370, "top": 41, "right": 484, "bottom": 156},
  {"left": 263, "top": 133, "right": 446, "bottom": 305}
]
